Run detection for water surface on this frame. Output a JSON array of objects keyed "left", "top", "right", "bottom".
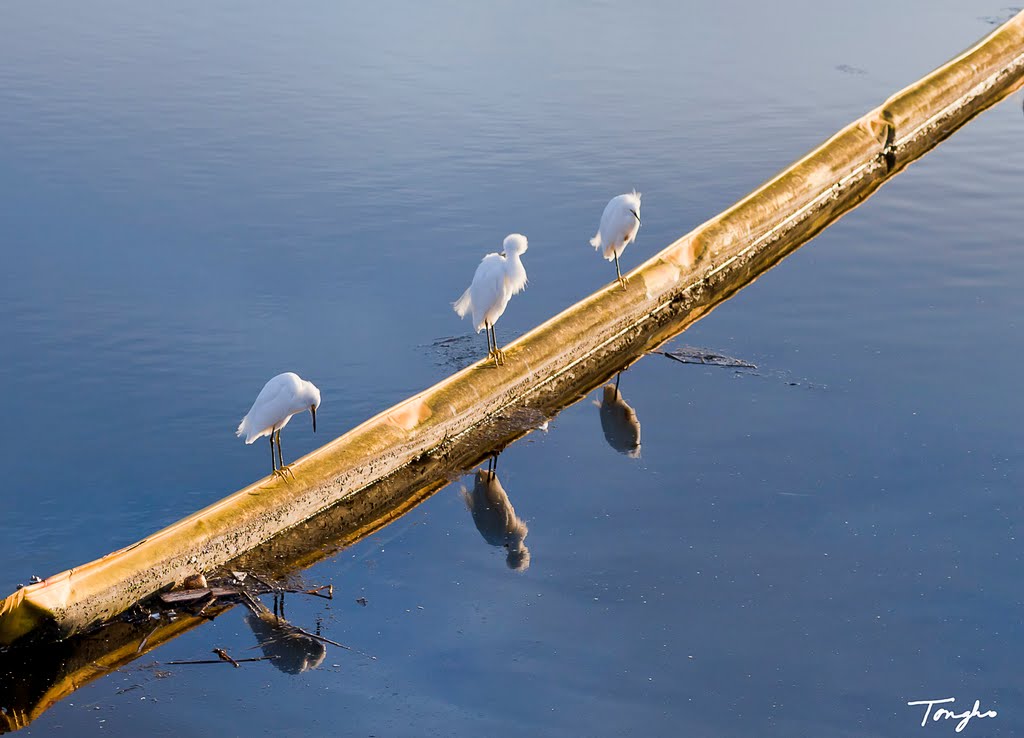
[{"left": 1, "top": 2, "right": 1022, "bottom": 736}]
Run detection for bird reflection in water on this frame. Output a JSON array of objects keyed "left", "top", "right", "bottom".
[
  {"left": 594, "top": 374, "right": 641, "bottom": 458},
  {"left": 242, "top": 593, "right": 327, "bottom": 674},
  {"left": 461, "top": 455, "right": 531, "bottom": 571}
]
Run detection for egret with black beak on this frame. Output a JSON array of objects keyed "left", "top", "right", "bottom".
[
  {"left": 590, "top": 191, "right": 642, "bottom": 288},
  {"left": 237, "top": 372, "right": 321, "bottom": 477}
]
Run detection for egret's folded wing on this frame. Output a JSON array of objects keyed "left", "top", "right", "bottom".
[{"left": 238, "top": 376, "right": 296, "bottom": 443}]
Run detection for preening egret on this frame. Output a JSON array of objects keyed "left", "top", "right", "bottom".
[
  {"left": 453, "top": 233, "right": 529, "bottom": 367},
  {"left": 594, "top": 374, "right": 641, "bottom": 458},
  {"left": 461, "top": 456, "right": 530, "bottom": 571},
  {"left": 237, "top": 372, "right": 321, "bottom": 477},
  {"left": 590, "top": 191, "right": 642, "bottom": 288}
]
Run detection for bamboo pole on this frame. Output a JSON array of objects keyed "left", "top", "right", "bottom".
[{"left": 2, "top": 11, "right": 1023, "bottom": 648}]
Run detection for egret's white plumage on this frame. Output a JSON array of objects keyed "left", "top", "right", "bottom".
[
  {"left": 237, "top": 372, "right": 321, "bottom": 475},
  {"left": 590, "top": 191, "right": 642, "bottom": 286},
  {"left": 453, "top": 233, "right": 528, "bottom": 366}
]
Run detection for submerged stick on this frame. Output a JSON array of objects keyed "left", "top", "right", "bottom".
[
  {"left": 3, "top": 11, "right": 1024, "bottom": 648},
  {"left": 289, "top": 624, "right": 378, "bottom": 661},
  {"left": 167, "top": 656, "right": 273, "bottom": 666}
]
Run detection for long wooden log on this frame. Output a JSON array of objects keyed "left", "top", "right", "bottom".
[{"left": 2, "top": 11, "right": 1023, "bottom": 647}]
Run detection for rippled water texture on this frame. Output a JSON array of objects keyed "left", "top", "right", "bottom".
[{"left": 1, "top": 2, "right": 1022, "bottom": 736}]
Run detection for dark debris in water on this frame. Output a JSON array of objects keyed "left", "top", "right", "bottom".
[
  {"left": 138, "top": 572, "right": 374, "bottom": 674},
  {"left": 835, "top": 64, "right": 868, "bottom": 75},
  {"left": 979, "top": 7, "right": 1021, "bottom": 25},
  {"left": 656, "top": 347, "right": 758, "bottom": 369},
  {"left": 655, "top": 345, "right": 829, "bottom": 391},
  {"left": 742, "top": 370, "right": 829, "bottom": 392}
]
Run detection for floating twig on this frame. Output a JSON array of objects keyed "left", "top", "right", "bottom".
[
  {"left": 135, "top": 623, "right": 160, "bottom": 655},
  {"left": 158, "top": 587, "right": 237, "bottom": 605},
  {"left": 245, "top": 571, "right": 280, "bottom": 593},
  {"left": 193, "top": 593, "right": 218, "bottom": 619},
  {"left": 213, "top": 648, "right": 240, "bottom": 667},
  {"left": 290, "top": 624, "right": 377, "bottom": 661},
  {"left": 298, "top": 584, "right": 333, "bottom": 600},
  {"left": 166, "top": 656, "right": 274, "bottom": 666}
]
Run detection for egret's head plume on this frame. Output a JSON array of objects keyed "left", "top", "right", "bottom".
[{"left": 503, "top": 233, "right": 528, "bottom": 256}]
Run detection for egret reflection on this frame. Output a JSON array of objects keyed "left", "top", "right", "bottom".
[
  {"left": 461, "top": 456, "right": 530, "bottom": 571},
  {"left": 243, "top": 595, "right": 326, "bottom": 674},
  {"left": 595, "top": 374, "right": 641, "bottom": 458}
]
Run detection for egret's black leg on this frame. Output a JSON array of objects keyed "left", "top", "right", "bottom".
[
  {"left": 269, "top": 435, "right": 276, "bottom": 474},
  {"left": 492, "top": 324, "right": 505, "bottom": 365},
  {"left": 614, "top": 252, "right": 626, "bottom": 288},
  {"left": 488, "top": 323, "right": 500, "bottom": 367},
  {"left": 276, "top": 430, "right": 296, "bottom": 478}
]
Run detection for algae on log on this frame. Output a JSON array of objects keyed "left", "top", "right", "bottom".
[{"left": 2, "top": 10, "right": 1024, "bottom": 648}]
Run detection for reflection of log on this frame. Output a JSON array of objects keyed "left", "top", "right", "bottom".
[
  {"left": 0, "top": 609, "right": 229, "bottom": 734},
  {"left": 0, "top": 407, "right": 547, "bottom": 734},
  {"left": 4, "top": 12, "right": 1024, "bottom": 649}
]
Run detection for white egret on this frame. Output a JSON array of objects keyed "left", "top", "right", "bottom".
[
  {"left": 236, "top": 372, "right": 321, "bottom": 477},
  {"left": 453, "top": 233, "right": 529, "bottom": 367},
  {"left": 590, "top": 191, "right": 642, "bottom": 288}
]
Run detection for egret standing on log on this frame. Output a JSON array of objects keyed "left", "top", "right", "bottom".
[
  {"left": 590, "top": 191, "right": 641, "bottom": 288},
  {"left": 237, "top": 372, "right": 321, "bottom": 478},
  {"left": 453, "top": 233, "right": 529, "bottom": 367}
]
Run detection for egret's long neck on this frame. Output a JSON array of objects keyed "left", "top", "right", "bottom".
[
  {"left": 298, "top": 383, "right": 318, "bottom": 408},
  {"left": 505, "top": 251, "right": 527, "bottom": 287}
]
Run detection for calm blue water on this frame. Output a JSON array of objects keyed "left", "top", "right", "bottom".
[{"left": 2, "top": 2, "right": 1023, "bottom": 736}]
